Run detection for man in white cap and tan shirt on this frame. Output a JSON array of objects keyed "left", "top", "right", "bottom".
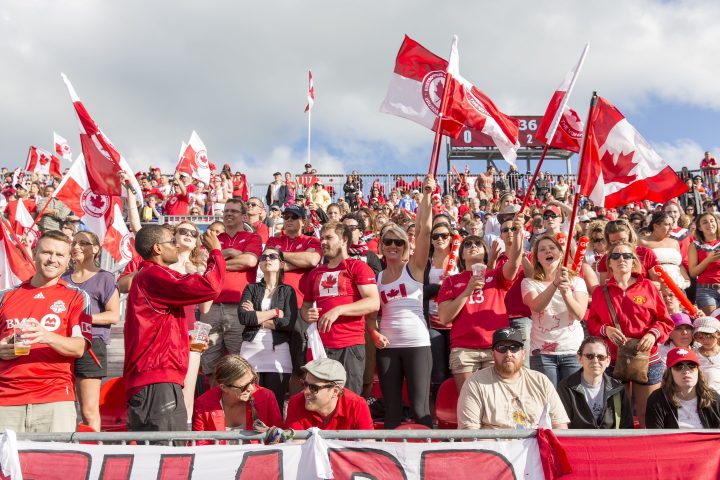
[{"left": 284, "top": 358, "right": 373, "bottom": 430}]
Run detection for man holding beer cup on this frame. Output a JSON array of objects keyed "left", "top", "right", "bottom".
[{"left": 0, "top": 230, "right": 92, "bottom": 432}]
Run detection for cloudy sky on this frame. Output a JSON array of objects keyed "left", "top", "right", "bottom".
[{"left": 2, "top": 0, "right": 719, "bottom": 184}]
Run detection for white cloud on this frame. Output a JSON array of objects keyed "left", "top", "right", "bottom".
[{"left": 653, "top": 139, "right": 719, "bottom": 172}]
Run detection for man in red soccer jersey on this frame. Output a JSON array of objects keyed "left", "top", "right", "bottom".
[
  {"left": 0, "top": 230, "right": 92, "bottom": 432},
  {"left": 301, "top": 222, "right": 380, "bottom": 394},
  {"left": 200, "top": 198, "right": 262, "bottom": 376},
  {"left": 265, "top": 204, "right": 321, "bottom": 390},
  {"left": 124, "top": 224, "right": 225, "bottom": 431}
]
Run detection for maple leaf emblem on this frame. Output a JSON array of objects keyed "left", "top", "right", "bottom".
[
  {"left": 320, "top": 274, "right": 337, "bottom": 291},
  {"left": 89, "top": 194, "right": 106, "bottom": 210},
  {"left": 600, "top": 149, "right": 637, "bottom": 185},
  {"left": 387, "top": 288, "right": 400, "bottom": 298},
  {"left": 38, "top": 154, "right": 49, "bottom": 166},
  {"left": 434, "top": 79, "right": 445, "bottom": 104}
]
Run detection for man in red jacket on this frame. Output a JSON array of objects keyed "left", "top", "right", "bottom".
[{"left": 124, "top": 224, "right": 225, "bottom": 432}]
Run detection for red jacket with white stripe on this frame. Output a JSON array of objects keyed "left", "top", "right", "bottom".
[{"left": 123, "top": 250, "right": 225, "bottom": 398}]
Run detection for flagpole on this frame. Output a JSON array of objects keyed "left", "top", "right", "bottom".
[
  {"left": 563, "top": 91, "right": 598, "bottom": 267},
  {"left": 307, "top": 106, "right": 312, "bottom": 167},
  {"left": 518, "top": 144, "right": 550, "bottom": 214},
  {"left": 429, "top": 67, "right": 453, "bottom": 178}
]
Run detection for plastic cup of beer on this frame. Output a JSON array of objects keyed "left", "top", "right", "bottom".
[
  {"left": 13, "top": 323, "right": 30, "bottom": 356},
  {"left": 471, "top": 263, "right": 487, "bottom": 279},
  {"left": 190, "top": 322, "right": 211, "bottom": 353}
]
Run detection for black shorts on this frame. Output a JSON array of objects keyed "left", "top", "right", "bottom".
[
  {"left": 127, "top": 383, "right": 187, "bottom": 432},
  {"left": 75, "top": 338, "right": 107, "bottom": 378}
]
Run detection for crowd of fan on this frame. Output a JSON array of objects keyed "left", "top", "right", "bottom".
[{"left": 1, "top": 151, "right": 720, "bottom": 437}]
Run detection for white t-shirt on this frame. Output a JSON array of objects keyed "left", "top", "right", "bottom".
[
  {"left": 521, "top": 276, "right": 588, "bottom": 355},
  {"left": 427, "top": 265, "right": 446, "bottom": 317},
  {"left": 695, "top": 348, "right": 720, "bottom": 394},
  {"left": 677, "top": 397, "right": 703, "bottom": 429},
  {"left": 378, "top": 265, "right": 430, "bottom": 348}
]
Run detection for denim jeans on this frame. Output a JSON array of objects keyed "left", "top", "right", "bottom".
[{"left": 529, "top": 353, "right": 581, "bottom": 388}]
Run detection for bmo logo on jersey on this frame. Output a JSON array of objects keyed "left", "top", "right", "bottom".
[
  {"left": 318, "top": 272, "right": 339, "bottom": 297},
  {"left": 6, "top": 314, "right": 62, "bottom": 331}
]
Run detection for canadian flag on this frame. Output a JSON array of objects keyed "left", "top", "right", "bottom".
[
  {"left": 0, "top": 220, "right": 35, "bottom": 290},
  {"left": 578, "top": 96, "right": 688, "bottom": 208},
  {"left": 442, "top": 36, "right": 520, "bottom": 165},
  {"left": 175, "top": 131, "right": 211, "bottom": 184},
  {"left": 103, "top": 199, "right": 135, "bottom": 264},
  {"left": 25, "top": 146, "right": 62, "bottom": 178},
  {"left": 380, "top": 35, "right": 463, "bottom": 138},
  {"left": 61, "top": 73, "right": 142, "bottom": 201},
  {"left": 305, "top": 70, "right": 315, "bottom": 112},
  {"left": 53, "top": 132, "right": 73, "bottom": 160},
  {"left": 536, "top": 45, "right": 588, "bottom": 153},
  {"left": 11, "top": 198, "right": 41, "bottom": 248}
]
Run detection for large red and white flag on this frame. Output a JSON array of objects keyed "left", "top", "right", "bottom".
[
  {"left": 0, "top": 220, "right": 35, "bottom": 290},
  {"left": 380, "top": 35, "right": 463, "bottom": 138},
  {"left": 103, "top": 198, "right": 135, "bottom": 264},
  {"left": 53, "top": 132, "right": 73, "bottom": 161},
  {"left": 11, "top": 198, "right": 41, "bottom": 248},
  {"left": 25, "top": 146, "right": 62, "bottom": 178},
  {"left": 578, "top": 96, "right": 688, "bottom": 208},
  {"left": 536, "top": 45, "right": 589, "bottom": 153},
  {"left": 305, "top": 70, "right": 315, "bottom": 112},
  {"left": 443, "top": 36, "right": 520, "bottom": 165},
  {"left": 61, "top": 73, "right": 142, "bottom": 201},
  {"left": 175, "top": 131, "right": 211, "bottom": 184}
]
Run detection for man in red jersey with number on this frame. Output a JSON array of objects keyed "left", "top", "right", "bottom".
[
  {"left": 301, "top": 222, "right": 380, "bottom": 394},
  {"left": 0, "top": 230, "right": 92, "bottom": 432},
  {"left": 266, "top": 204, "right": 321, "bottom": 388},
  {"left": 200, "top": 197, "right": 262, "bottom": 376}
]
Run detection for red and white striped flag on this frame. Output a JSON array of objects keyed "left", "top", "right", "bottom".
[
  {"left": 25, "top": 146, "right": 62, "bottom": 178},
  {"left": 53, "top": 132, "right": 73, "bottom": 161},
  {"left": 305, "top": 70, "right": 315, "bottom": 112},
  {"left": 61, "top": 73, "right": 142, "bottom": 201},
  {"left": 11, "top": 198, "right": 41, "bottom": 248},
  {"left": 0, "top": 220, "right": 35, "bottom": 290},
  {"left": 175, "top": 131, "right": 211, "bottom": 184}
]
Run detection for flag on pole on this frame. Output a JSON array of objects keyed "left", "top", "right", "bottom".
[
  {"left": 61, "top": 73, "right": 142, "bottom": 201},
  {"left": 380, "top": 35, "right": 463, "bottom": 138},
  {"left": 103, "top": 198, "right": 135, "bottom": 264},
  {"left": 578, "top": 96, "right": 688, "bottom": 208},
  {"left": 0, "top": 220, "right": 35, "bottom": 290},
  {"left": 25, "top": 146, "right": 62, "bottom": 178},
  {"left": 536, "top": 45, "right": 589, "bottom": 153},
  {"left": 11, "top": 199, "right": 41, "bottom": 248},
  {"left": 305, "top": 70, "right": 315, "bottom": 112},
  {"left": 175, "top": 131, "right": 211, "bottom": 184},
  {"left": 53, "top": 132, "right": 73, "bottom": 160},
  {"left": 442, "top": 36, "right": 520, "bottom": 165}
]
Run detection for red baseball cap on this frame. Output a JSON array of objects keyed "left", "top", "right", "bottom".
[{"left": 665, "top": 347, "right": 699, "bottom": 369}]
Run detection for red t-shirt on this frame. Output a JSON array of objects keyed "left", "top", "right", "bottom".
[
  {"left": 284, "top": 389, "right": 374, "bottom": 430},
  {"left": 165, "top": 193, "right": 189, "bottom": 216},
  {"left": 597, "top": 245, "right": 658, "bottom": 276},
  {"left": 695, "top": 240, "right": 720, "bottom": 284},
  {"left": 0, "top": 281, "right": 92, "bottom": 406},
  {"left": 303, "top": 258, "right": 376, "bottom": 348},
  {"left": 265, "top": 234, "right": 321, "bottom": 307},
  {"left": 437, "top": 268, "right": 512, "bottom": 349},
  {"left": 496, "top": 254, "right": 531, "bottom": 318},
  {"left": 252, "top": 221, "right": 270, "bottom": 244},
  {"left": 216, "top": 231, "right": 263, "bottom": 303}
]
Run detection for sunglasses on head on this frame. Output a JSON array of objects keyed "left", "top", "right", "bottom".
[
  {"left": 301, "top": 380, "right": 336, "bottom": 394},
  {"left": 176, "top": 227, "right": 199, "bottom": 238},
  {"left": 672, "top": 362, "right": 698, "bottom": 372},
  {"left": 494, "top": 344, "right": 523, "bottom": 354},
  {"left": 609, "top": 252, "right": 634, "bottom": 260},
  {"left": 463, "top": 240, "right": 483, "bottom": 248},
  {"left": 431, "top": 232, "right": 450, "bottom": 240},
  {"left": 581, "top": 353, "right": 608, "bottom": 361},
  {"left": 501, "top": 227, "right": 518, "bottom": 233},
  {"left": 260, "top": 253, "right": 280, "bottom": 261},
  {"left": 382, "top": 238, "right": 405, "bottom": 247}
]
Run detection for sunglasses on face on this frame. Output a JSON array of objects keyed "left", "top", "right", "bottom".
[
  {"left": 224, "top": 380, "right": 254, "bottom": 394},
  {"left": 345, "top": 224, "right": 359, "bottom": 231},
  {"left": 672, "top": 362, "right": 698, "bottom": 372},
  {"left": 282, "top": 214, "right": 301, "bottom": 220},
  {"left": 246, "top": 202, "right": 261, "bottom": 209},
  {"left": 382, "top": 238, "right": 405, "bottom": 247},
  {"left": 463, "top": 240, "right": 483, "bottom": 248},
  {"left": 609, "top": 252, "right": 634, "bottom": 261},
  {"left": 501, "top": 227, "right": 518, "bottom": 233},
  {"left": 431, "top": 232, "right": 450, "bottom": 241},
  {"left": 494, "top": 344, "right": 523, "bottom": 354},
  {"left": 543, "top": 214, "right": 560, "bottom": 220},
  {"left": 301, "top": 380, "right": 336, "bottom": 394},
  {"left": 72, "top": 240, "right": 93, "bottom": 248},
  {"left": 176, "top": 227, "right": 199, "bottom": 238},
  {"left": 156, "top": 237, "right": 177, "bottom": 246},
  {"left": 260, "top": 253, "right": 280, "bottom": 261},
  {"left": 694, "top": 332, "right": 717, "bottom": 339},
  {"left": 581, "top": 353, "right": 608, "bottom": 362},
  {"left": 592, "top": 238, "right": 606, "bottom": 243}
]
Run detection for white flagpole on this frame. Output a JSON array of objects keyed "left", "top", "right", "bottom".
[{"left": 307, "top": 106, "right": 312, "bottom": 167}]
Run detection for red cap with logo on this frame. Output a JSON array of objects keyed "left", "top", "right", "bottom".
[{"left": 665, "top": 347, "right": 699, "bottom": 369}]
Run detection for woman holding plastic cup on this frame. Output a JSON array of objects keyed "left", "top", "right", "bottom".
[
  {"left": 438, "top": 214, "right": 525, "bottom": 393},
  {"left": 168, "top": 221, "right": 208, "bottom": 425},
  {"left": 521, "top": 235, "right": 589, "bottom": 387},
  {"left": 238, "top": 247, "right": 298, "bottom": 411},
  {"left": 61, "top": 231, "right": 119, "bottom": 432}
]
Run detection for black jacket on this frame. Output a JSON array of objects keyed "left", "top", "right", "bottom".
[
  {"left": 557, "top": 370, "right": 634, "bottom": 429},
  {"left": 266, "top": 183, "right": 290, "bottom": 207},
  {"left": 645, "top": 388, "right": 720, "bottom": 429},
  {"left": 238, "top": 280, "right": 297, "bottom": 348}
]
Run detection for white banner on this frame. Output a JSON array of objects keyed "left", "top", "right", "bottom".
[{"left": 1, "top": 433, "right": 543, "bottom": 479}]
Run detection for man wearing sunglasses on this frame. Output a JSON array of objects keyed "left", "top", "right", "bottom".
[
  {"left": 284, "top": 358, "right": 373, "bottom": 430},
  {"left": 457, "top": 327, "right": 569, "bottom": 430},
  {"left": 244, "top": 197, "right": 270, "bottom": 244},
  {"left": 123, "top": 225, "right": 226, "bottom": 432}
]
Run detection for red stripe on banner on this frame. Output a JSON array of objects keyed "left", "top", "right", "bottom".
[
  {"left": 393, "top": 35, "right": 447, "bottom": 82},
  {"left": 604, "top": 166, "right": 689, "bottom": 209}
]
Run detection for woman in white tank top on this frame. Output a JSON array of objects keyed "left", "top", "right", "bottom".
[{"left": 367, "top": 175, "right": 434, "bottom": 428}]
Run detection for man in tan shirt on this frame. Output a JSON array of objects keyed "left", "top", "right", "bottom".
[{"left": 457, "top": 327, "right": 569, "bottom": 430}]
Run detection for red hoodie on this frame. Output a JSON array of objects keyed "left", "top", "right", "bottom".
[{"left": 123, "top": 250, "right": 225, "bottom": 399}]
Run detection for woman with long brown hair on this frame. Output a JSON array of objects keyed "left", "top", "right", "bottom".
[{"left": 689, "top": 212, "right": 720, "bottom": 315}]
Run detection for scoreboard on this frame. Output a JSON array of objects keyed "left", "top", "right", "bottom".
[{"left": 449, "top": 115, "right": 543, "bottom": 148}]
